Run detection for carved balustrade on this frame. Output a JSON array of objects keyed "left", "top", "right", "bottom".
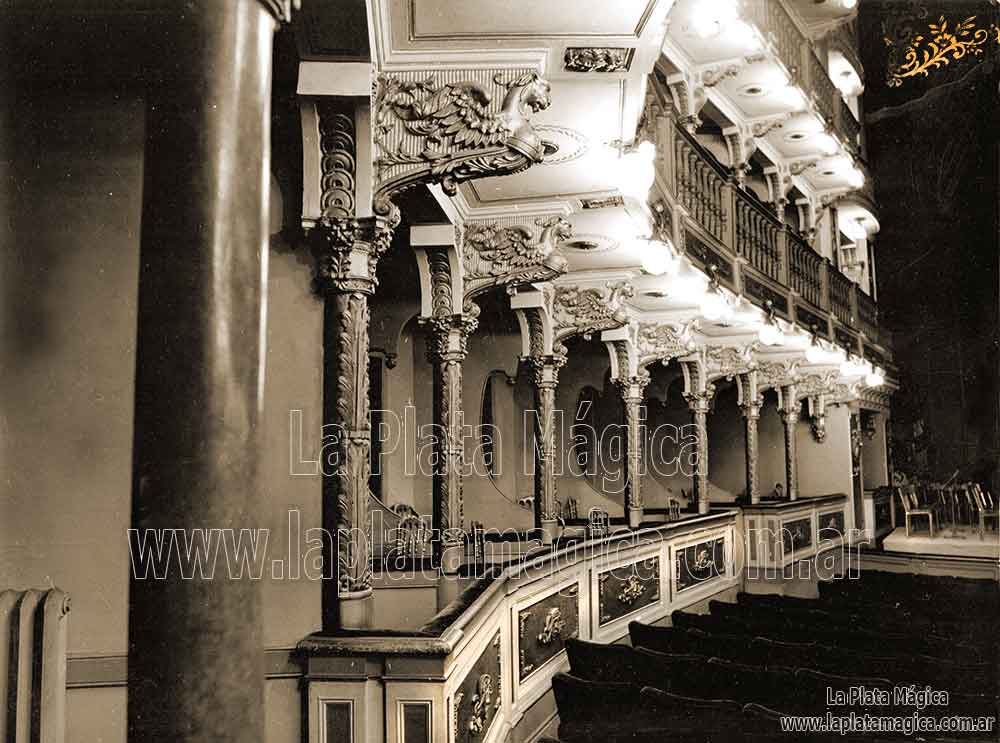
[
  {"left": 674, "top": 126, "right": 728, "bottom": 245},
  {"left": 857, "top": 289, "right": 878, "bottom": 339},
  {"left": 828, "top": 266, "right": 854, "bottom": 327},
  {"left": 787, "top": 231, "right": 825, "bottom": 310},
  {"left": 734, "top": 187, "right": 784, "bottom": 283},
  {"left": 835, "top": 97, "right": 862, "bottom": 156},
  {"left": 805, "top": 49, "right": 837, "bottom": 127}
]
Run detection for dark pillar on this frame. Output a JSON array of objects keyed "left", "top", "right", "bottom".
[
  {"left": 686, "top": 390, "right": 714, "bottom": 514},
  {"left": 128, "top": 2, "right": 285, "bottom": 741}
]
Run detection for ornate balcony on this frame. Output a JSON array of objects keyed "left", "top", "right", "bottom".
[{"left": 654, "top": 75, "right": 889, "bottom": 362}]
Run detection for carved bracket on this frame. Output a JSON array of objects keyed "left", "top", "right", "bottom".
[
  {"left": 461, "top": 215, "right": 571, "bottom": 297},
  {"left": 373, "top": 70, "right": 552, "bottom": 204}
]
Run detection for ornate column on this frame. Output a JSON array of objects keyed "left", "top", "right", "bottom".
[
  {"left": 311, "top": 216, "right": 396, "bottom": 629},
  {"left": 421, "top": 246, "right": 480, "bottom": 573},
  {"left": 127, "top": 2, "right": 289, "bottom": 741},
  {"left": 779, "top": 384, "right": 800, "bottom": 501},
  {"left": 615, "top": 373, "right": 650, "bottom": 528},
  {"left": 527, "top": 352, "right": 566, "bottom": 544},
  {"left": 685, "top": 388, "right": 715, "bottom": 514}
]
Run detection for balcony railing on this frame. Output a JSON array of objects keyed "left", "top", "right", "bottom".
[
  {"left": 652, "top": 74, "right": 887, "bottom": 356},
  {"left": 788, "top": 232, "right": 824, "bottom": 310},
  {"left": 744, "top": 0, "right": 861, "bottom": 156},
  {"left": 857, "top": 289, "right": 877, "bottom": 338},
  {"left": 674, "top": 126, "right": 728, "bottom": 245},
  {"left": 835, "top": 97, "right": 861, "bottom": 156},
  {"left": 734, "top": 187, "right": 783, "bottom": 283},
  {"left": 828, "top": 267, "right": 854, "bottom": 326},
  {"left": 806, "top": 49, "right": 836, "bottom": 126}
]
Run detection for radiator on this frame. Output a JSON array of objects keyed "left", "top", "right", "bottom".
[{"left": 0, "top": 589, "right": 71, "bottom": 743}]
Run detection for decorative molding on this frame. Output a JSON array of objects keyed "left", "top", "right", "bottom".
[
  {"left": 581, "top": 194, "right": 624, "bottom": 210},
  {"left": 563, "top": 47, "right": 635, "bottom": 73},
  {"left": 373, "top": 70, "right": 551, "bottom": 203},
  {"left": 310, "top": 214, "right": 400, "bottom": 295},
  {"left": 886, "top": 15, "right": 1000, "bottom": 87}
]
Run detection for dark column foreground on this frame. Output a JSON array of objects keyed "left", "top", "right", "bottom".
[{"left": 128, "top": 3, "right": 277, "bottom": 741}]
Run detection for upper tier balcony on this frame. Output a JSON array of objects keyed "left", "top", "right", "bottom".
[{"left": 649, "top": 83, "right": 890, "bottom": 368}]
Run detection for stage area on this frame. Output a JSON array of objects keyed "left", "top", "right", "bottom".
[{"left": 883, "top": 525, "right": 1000, "bottom": 559}]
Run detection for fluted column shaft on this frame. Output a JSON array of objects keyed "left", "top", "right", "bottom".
[{"left": 529, "top": 354, "right": 565, "bottom": 544}]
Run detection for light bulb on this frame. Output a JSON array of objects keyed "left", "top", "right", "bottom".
[
  {"left": 816, "top": 133, "right": 839, "bottom": 155},
  {"left": 841, "top": 0, "right": 858, "bottom": 9},
  {"left": 616, "top": 142, "right": 656, "bottom": 202},
  {"left": 778, "top": 85, "right": 806, "bottom": 111},
  {"left": 866, "top": 370, "right": 884, "bottom": 387},
  {"left": 847, "top": 168, "right": 865, "bottom": 188},
  {"left": 805, "top": 344, "right": 826, "bottom": 364},
  {"left": 700, "top": 290, "right": 730, "bottom": 321},
  {"left": 729, "top": 20, "right": 761, "bottom": 50},
  {"left": 758, "top": 322, "right": 784, "bottom": 346},
  {"left": 639, "top": 241, "right": 676, "bottom": 276}
]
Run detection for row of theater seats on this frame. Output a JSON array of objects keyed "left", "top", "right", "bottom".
[{"left": 548, "top": 572, "right": 998, "bottom": 742}]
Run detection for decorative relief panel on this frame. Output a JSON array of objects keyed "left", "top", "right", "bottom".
[
  {"left": 684, "top": 231, "right": 734, "bottom": 283},
  {"left": 676, "top": 538, "right": 725, "bottom": 593},
  {"left": 781, "top": 517, "right": 813, "bottom": 555},
  {"left": 795, "top": 304, "right": 829, "bottom": 337},
  {"left": 517, "top": 585, "right": 579, "bottom": 682},
  {"left": 373, "top": 69, "right": 551, "bottom": 201},
  {"left": 835, "top": 325, "right": 859, "bottom": 354},
  {"left": 598, "top": 557, "right": 660, "bottom": 626},
  {"left": 564, "top": 47, "right": 635, "bottom": 73},
  {"left": 818, "top": 509, "right": 846, "bottom": 542},
  {"left": 742, "top": 274, "right": 789, "bottom": 316},
  {"left": 453, "top": 631, "right": 501, "bottom": 743}
]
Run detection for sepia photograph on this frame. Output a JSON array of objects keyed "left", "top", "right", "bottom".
[{"left": 2, "top": 0, "right": 998, "bottom": 741}]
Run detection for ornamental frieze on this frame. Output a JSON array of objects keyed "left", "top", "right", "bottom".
[
  {"left": 563, "top": 46, "right": 634, "bottom": 73},
  {"left": 373, "top": 70, "right": 552, "bottom": 201},
  {"left": 634, "top": 320, "right": 697, "bottom": 366}
]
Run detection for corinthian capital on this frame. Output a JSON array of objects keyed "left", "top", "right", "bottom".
[{"left": 310, "top": 213, "right": 399, "bottom": 295}]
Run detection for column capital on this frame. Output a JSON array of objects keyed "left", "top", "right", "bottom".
[
  {"left": 684, "top": 385, "right": 716, "bottom": 413},
  {"left": 310, "top": 213, "right": 399, "bottom": 295},
  {"left": 423, "top": 304, "right": 480, "bottom": 363},
  {"left": 739, "top": 396, "right": 763, "bottom": 420},
  {"left": 526, "top": 350, "right": 567, "bottom": 388},
  {"left": 614, "top": 371, "right": 651, "bottom": 402}
]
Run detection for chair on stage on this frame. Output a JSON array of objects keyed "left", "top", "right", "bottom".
[
  {"left": 970, "top": 484, "right": 998, "bottom": 541},
  {"left": 898, "top": 484, "right": 936, "bottom": 538}
]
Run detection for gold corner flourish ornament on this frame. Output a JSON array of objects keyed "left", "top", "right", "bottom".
[
  {"left": 886, "top": 15, "right": 1000, "bottom": 87},
  {"left": 617, "top": 574, "right": 645, "bottom": 606},
  {"left": 536, "top": 607, "right": 565, "bottom": 645}
]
